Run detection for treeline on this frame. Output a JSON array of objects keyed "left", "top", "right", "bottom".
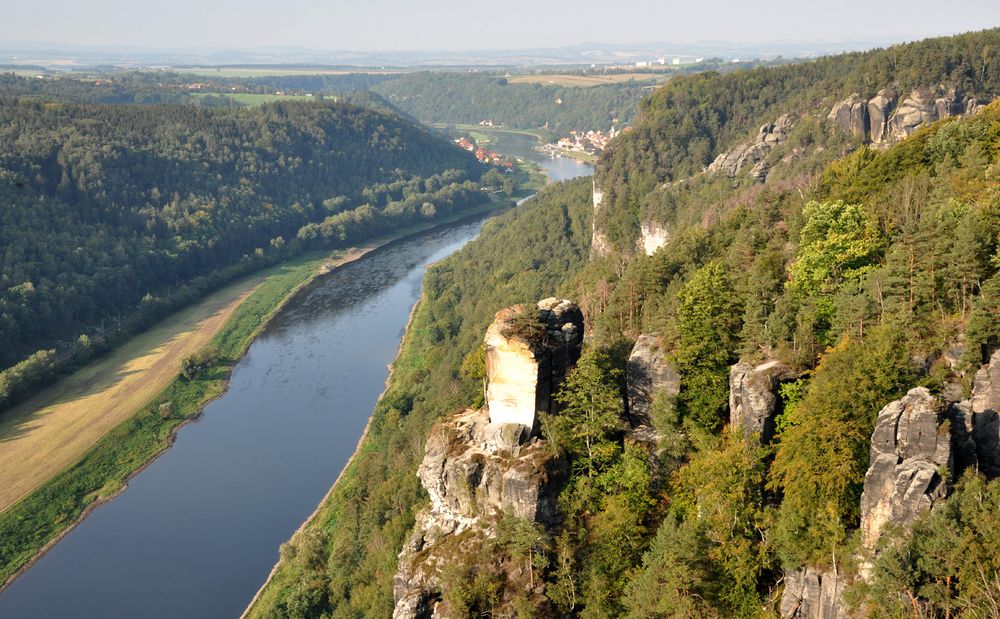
[
  {"left": 372, "top": 72, "right": 649, "bottom": 132},
  {"left": 0, "top": 96, "right": 484, "bottom": 380}
]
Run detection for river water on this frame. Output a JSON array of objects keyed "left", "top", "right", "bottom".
[{"left": 0, "top": 133, "right": 591, "bottom": 618}]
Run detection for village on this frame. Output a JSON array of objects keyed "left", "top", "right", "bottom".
[
  {"left": 454, "top": 135, "right": 515, "bottom": 169},
  {"left": 535, "top": 126, "right": 628, "bottom": 159}
]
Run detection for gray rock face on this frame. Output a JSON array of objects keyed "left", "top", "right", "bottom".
[
  {"left": 484, "top": 298, "right": 583, "bottom": 431},
  {"left": 860, "top": 388, "right": 951, "bottom": 551},
  {"left": 867, "top": 89, "right": 896, "bottom": 144},
  {"left": 971, "top": 350, "right": 1000, "bottom": 478},
  {"left": 780, "top": 568, "right": 848, "bottom": 619},
  {"left": 729, "top": 359, "right": 794, "bottom": 444},
  {"left": 626, "top": 334, "right": 680, "bottom": 427},
  {"left": 827, "top": 93, "right": 869, "bottom": 139},
  {"left": 394, "top": 408, "right": 566, "bottom": 618},
  {"left": 591, "top": 177, "right": 613, "bottom": 257},
  {"left": 707, "top": 114, "right": 793, "bottom": 181},
  {"left": 828, "top": 87, "right": 983, "bottom": 145}
]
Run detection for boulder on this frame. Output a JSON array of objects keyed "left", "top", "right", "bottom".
[
  {"left": 626, "top": 334, "right": 680, "bottom": 427},
  {"left": 860, "top": 388, "right": 951, "bottom": 551},
  {"left": 484, "top": 298, "right": 583, "bottom": 431},
  {"left": 780, "top": 567, "right": 848, "bottom": 619},
  {"left": 889, "top": 89, "right": 939, "bottom": 139},
  {"left": 729, "top": 359, "right": 794, "bottom": 444}
]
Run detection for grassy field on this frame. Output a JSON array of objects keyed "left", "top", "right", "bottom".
[
  {"left": 508, "top": 72, "right": 668, "bottom": 87},
  {"left": 0, "top": 199, "right": 508, "bottom": 590},
  {"left": 190, "top": 92, "right": 315, "bottom": 106},
  {"left": 0, "top": 274, "right": 267, "bottom": 513}
]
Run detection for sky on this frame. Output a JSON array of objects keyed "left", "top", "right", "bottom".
[{"left": 1, "top": 0, "right": 998, "bottom": 51}]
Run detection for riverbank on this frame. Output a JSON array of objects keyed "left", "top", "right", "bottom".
[{"left": 0, "top": 198, "right": 510, "bottom": 592}]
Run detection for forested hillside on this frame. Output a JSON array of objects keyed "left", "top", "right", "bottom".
[
  {"left": 252, "top": 28, "right": 1000, "bottom": 619},
  {"left": 373, "top": 72, "right": 649, "bottom": 132},
  {"left": 0, "top": 98, "right": 484, "bottom": 389}
]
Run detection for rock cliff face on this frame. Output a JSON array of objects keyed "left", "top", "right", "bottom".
[
  {"left": 591, "top": 178, "right": 613, "bottom": 257},
  {"left": 484, "top": 298, "right": 583, "bottom": 430},
  {"left": 828, "top": 87, "right": 988, "bottom": 145},
  {"left": 729, "top": 359, "right": 794, "bottom": 444},
  {"left": 706, "top": 114, "right": 794, "bottom": 182},
  {"left": 951, "top": 350, "right": 1000, "bottom": 479},
  {"left": 780, "top": 568, "right": 848, "bottom": 619},
  {"left": 393, "top": 299, "right": 581, "bottom": 618},
  {"left": 859, "top": 388, "right": 951, "bottom": 552},
  {"left": 638, "top": 219, "right": 670, "bottom": 256},
  {"left": 626, "top": 334, "right": 680, "bottom": 430}
]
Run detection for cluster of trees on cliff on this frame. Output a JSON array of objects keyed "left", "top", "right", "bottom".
[{"left": 0, "top": 96, "right": 485, "bottom": 392}]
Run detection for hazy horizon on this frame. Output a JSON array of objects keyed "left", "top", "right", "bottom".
[{"left": 1, "top": 0, "right": 997, "bottom": 52}]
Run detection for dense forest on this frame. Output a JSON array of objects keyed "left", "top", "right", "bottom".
[
  {"left": 0, "top": 97, "right": 486, "bottom": 404},
  {"left": 252, "top": 28, "right": 1000, "bottom": 618},
  {"left": 372, "top": 72, "right": 650, "bottom": 132}
]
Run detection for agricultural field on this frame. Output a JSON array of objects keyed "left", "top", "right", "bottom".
[{"left": 508, "top": 72, "right": 668, "bottom": 87}]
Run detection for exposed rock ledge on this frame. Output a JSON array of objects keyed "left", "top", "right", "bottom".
[
  {"left": 706, "top": 113, "right": 794, "bottom": 182},
  {"left": 729, "top": 359, "right": 794, "bottom": 444}
]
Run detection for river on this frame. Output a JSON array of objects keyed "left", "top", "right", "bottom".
[{"left": 0, "top": 134, "right": 591, "bottom": 618}]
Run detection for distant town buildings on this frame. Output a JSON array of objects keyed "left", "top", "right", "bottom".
[
  {"left": 544, "top": 126, "right": 624, "bottom": 157},
  {"left": 454, "top": 136, "right": 514, "bottom": 168}
]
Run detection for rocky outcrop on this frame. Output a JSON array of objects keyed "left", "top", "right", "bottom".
[
  {"left": 707, "top": 114, "right": 793, "bottom": 181},
  {"left": 859, "top": 388, "right": 951, "bottom": 551},
  {"left": 728, "top": 359, "right": 794, "bottom": 444},
  {"left": 970, "top": 350, "right": 1000, "bottom": 478},
  {"left": 828, "top": 94, "right": 869, "bottom": 139},
  {"left": 484, "top": 298, "right": 583, "bottom": 431},
  {"left": 394, "top": 299, "right": 581, "bottom": 618},
  {"left": 638, "top": 219, "right": 669, "bottom": 256},
  {"left": 780, "top": 567, "right": 848, "bottom": 619},
  {"left": 828, "top": 87, "right": 987, "bottom": 145},
  {"left": 626, "top": 334, "right": 680, "bottom": 429},
  {"left": 591, "top": 178, "right": 613, "bottom": 257}
]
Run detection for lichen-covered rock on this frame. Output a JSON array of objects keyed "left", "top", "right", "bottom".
[
  {"left": 729, "top": 359, "right": 794, "bottom": 444},
  {"left": 706, "top": 114, "right": 793, "bottom": 181},
  {"left": 860, "top": 388, "right": 951, "bottom": 551},
  {"left": 626, "top": 334, "right": 680, "bottom": 427},
  {"left": 780, "top": 567, "right": 848, "bottom": 619},
  {"left": 971, "top": 350, "right": 1000, "bottom": 478},
  {"left": 639, "top": 219, "right": 669, "bottom": 256},
  {"left": 484, "top": 298, "right": 583, "bottom": 430}
]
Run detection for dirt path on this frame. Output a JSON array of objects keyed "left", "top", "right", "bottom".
[{"left": 0, "top": 274, "right": 268, "bottom": 513}]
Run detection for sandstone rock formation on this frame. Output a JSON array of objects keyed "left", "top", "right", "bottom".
[
  {"left": 859, "top": 387, "right": 951, "bottom": 551},
  {"left": 780, "top": 567, "right": 848, "bottom": 619},
  {"left": 707, "top": 114, "right": 793, "bottom": 181},
  {"left": 591, "top": 178, "right": 613, "bottom": 257},
  {"left": 484, "top": 298, "right": 583, "bottom": 431},
  {"left": 394, "top": 299, "right": 581, "bottom": 618},
  {"left": 626, "top": 334, "right": 680, "bottom": 429},
  {"left": 729, "top": 359, "right": 794, "bottom": 444},
  {"left": 638, "top": 219, "right": 669, "bottom": 256},
  {"left": 827, "top": 87, "right": 986, "bottom": 145},
  {"left": 970, "top": 350, "right": 1000, "bottom": 478}
]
